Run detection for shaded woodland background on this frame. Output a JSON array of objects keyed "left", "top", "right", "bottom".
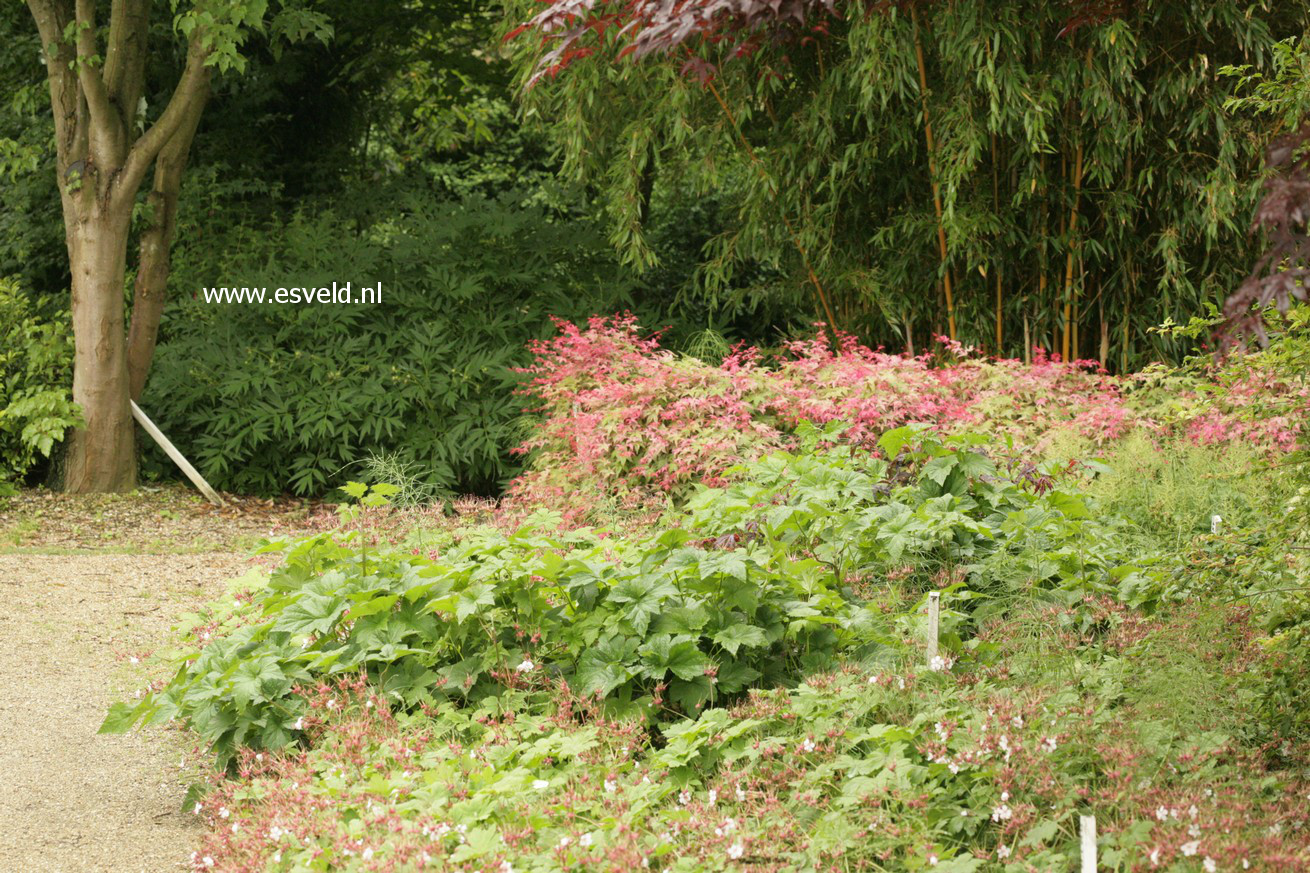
[{"left": 1, "top": 0, "right": 1306, "bottom": 496}]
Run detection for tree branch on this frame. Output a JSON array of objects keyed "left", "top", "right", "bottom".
[
  {"left": 75, "top": 0, "right": 123, "bottom": 153},
  {"left": 26, "top": 0, "right": 87, "bottom": 170},
  {"left": 104, "top": 0, "right": 151, "bottom": 134},
  {"left": 117, "top": 38, "right": 211, "bottom": 199}
]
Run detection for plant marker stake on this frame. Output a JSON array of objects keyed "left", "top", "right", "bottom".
[
  {"left": 926, "top": 591, "right": 940, "bottom": 667},
  {"left": 1080, "top": 814, "right": 1097, "bottom": 872},
  {"left": 130, "top": 400, "right": 225, "bottom": 507},
  {"left": 1211, "top": 514, "right": 1222, "bottom": 534}
]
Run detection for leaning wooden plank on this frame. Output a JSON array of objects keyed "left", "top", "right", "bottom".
[{"left": 129, "top": 400, "right": 226, "bottom": 507}]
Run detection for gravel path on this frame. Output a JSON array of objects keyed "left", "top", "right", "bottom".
[{"left": 0, "top": 552, "right": 249, "bottom": 872}]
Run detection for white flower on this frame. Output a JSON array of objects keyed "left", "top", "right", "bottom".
[
  {"left": 800, "top": 738, "right": 817, "bottom": 753},
  {"left": 193, "top": 803, "right": 202, "bottom": 815},
  {"left": 991, "top": 804, "right": 1013, "bottom": 823},
  {"left": 1042, "top": 736, "right": 1058, "bottom": 753},
  {"left": 557, "top": 836, "right": 572, "bottom": 848},
  {"left": 326, "top": 698, "right": 337, "bottom": 710},
  {"left": 929, "top": 655, "right": 948, "bottom": 671},
  {"left": 997, "top": 844, "right": 1011, "bottom": 860},
  {"left": 604, "top": 779, "right": 617, "bottom": 793},
  {"left": 727, "top": 842, "right": 745, "bottom": 860},
  {"left": 898, "top": 677, "right": 907, "bottom": 690},
  {"left": 1149, "top": 848, "right": 1160, "bottom": 866},
  {"left": 129, "top": 656, "right": 139, "bottom": 664},
  {"left": 501, "top": 862, "right": 515, "bottom": 873},
  {"left": 533, "top": 779, "right": 550, "bottom": 790},
  {"left": 935, "top": 721, "right": 949, "bottom": 742},
  {"left": 515, "top": 659, "right": 536, "bottom": 673},
  {"left": 1243, "top": 859, "right": 1251, "bottom": 869},
  {"left": 1189, "top": 804, "right": 1199, "bottom": 820},
  {"left": 361, "top": 847, "right": 373, "bottom": 860},
  {"left": 679, "top": 790, "right": 692, "bottom": 805},
  {"left": 202, "top": 858, "right": 215, "bottom": 869},
  {"left": 1156, "top": 806, "right": 1170, "bottom": 822},
  {"left": 579, "top": 833, "right": 593, "bottom": 848},
  {"left": 708, "top": 789, "right": 718, "bottom": 805},
  {"left": 231, "top": 823, "right": 239, "bottom": 834},
  {"left": 928, "top": 855, "right": 939, "bottom": 867},
  {"left": 1188, "top": 823, "right": 1201, "bottom": 838},
  {"left": 1203, "top": 859, "right": 1216, "bottom": 873},
  {"left": 1000, "top": 791, "right": 1009, "bottom": 802},
  {"left": 1181, "top": 840, "right": 1201, "bottom": 857},
  {"left": 736, "top": 787, "right": 747, "bottom": 801},
  {"left": 294, "top": 716, "right": 304, "bottom": 731},
  {"left": 1012, "top": 715, "right": 1024, "bottom": 728},
  {"left": 273, "top": 852, "right": 281, "bottom": 864},
  {"left": 219, "top": 807, "right": 229, "bottom": 819}
]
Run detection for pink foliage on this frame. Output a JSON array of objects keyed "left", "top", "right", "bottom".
[{"left": 507, "top": 315, "right": 1307, "bottom": 516}]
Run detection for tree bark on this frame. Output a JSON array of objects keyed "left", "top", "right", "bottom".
[
  {"left": 65, "top": 209, "right": 137, "bottom": 491},
  {"left": 128, "top": 88, "right": 208, "bottom": 400}
]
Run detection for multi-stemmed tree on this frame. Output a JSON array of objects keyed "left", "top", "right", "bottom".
[{"left": 20, "top": 0, "right": 328, "bottom": 491}]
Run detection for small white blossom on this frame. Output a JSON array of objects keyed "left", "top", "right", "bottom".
[
  {"left": 579, "top": 833, "right": 593, "bottom": 848},
  {"left": 361, "top": 847, "right": 373, "bottom": 861},
  {"left": 727, "top": 842, "right": 745, "bottom": 860},
  {"left": 800, "top": 738, "right": 817, "bottom": 753},
  {"left": 326, "top": 698, "right": 337, "bottom": 710},
  {"left": 1149, "top": 848, "right": 1161, "bottom": 866},
  {"left": 515, "top": 659, "right": 536, "bottom": 673},
  {"left": 1042, "top": 736, "right": 1058, "bottom": 753},
  {"left": 928, "top": 854, "right": 939, "bottom": 867},
  {"left": 1156, "top": 806, "right": 1170, "bottom": 822},
  {"left": 991, "top": 804, "right": 1013, "bottom": 823},
  {"left": 1203, "top": 859, "right": 1216, "bottom": 873},
  {"left": 997, "top": 844, "right": 1011, "bottom": 860},
  {"left": 604, "top": 779, "right": 617, "bottom": 793},
  {"left": 1181, "top": 840, "right": 1200, "bottom": 857},
  {"left": 679, "top": 789, "right": 692, "bottom": 805},
  {"left": 501, "top": 862, "right": 515, "bottom": 873},
  {"left": 708, "top": 789, "right": 718, "bottom": 806},
  {"left": 202, "top": 858, "right": 215, "bottom": 869},
  {"left": 219, "top": 807, "right": 229, "bottom": 819},
  {"left": 533, "top": 779, "right": 550, "bottom": 790},
  {"left": 736, "top": 787, "right": 746, "bottom": 802}
]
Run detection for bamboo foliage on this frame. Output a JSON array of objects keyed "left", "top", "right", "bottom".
[{"left": 506, "top": 0, "right": 1303, "bottom": 369}]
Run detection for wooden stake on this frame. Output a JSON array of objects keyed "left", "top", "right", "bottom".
[
  {"left": 912, "top": 6, "right": 957, "bottom": 342},
  {"left": 130, "top": 400, "right": 225, "bottom": 506},
  {"left": 1080, "top": 814, "right": 1097, "bottom": 873},
  {"left": 926, "top": 591, "right": 941, "bottom": 667}
]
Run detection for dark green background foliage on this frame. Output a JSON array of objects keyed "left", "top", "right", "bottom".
[
  {"left": 506, "top": 0, "right": 1307, "bottom": 367},
  {"left": 148, "top": 194, "right": 637, "bottom": 496},
  {"left": 0, "top": 277, "right": 79, "bottom": 492}
]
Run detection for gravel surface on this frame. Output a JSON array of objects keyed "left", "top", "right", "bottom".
[{"left": 0, "top": 552, "right": 250, "bottom": 872}]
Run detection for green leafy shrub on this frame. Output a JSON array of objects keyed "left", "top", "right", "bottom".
[
  {"left": 106, "top": 428, "right": 1141, "bottom": 768},
  {"left": 146, "top": 193, "right": 639, "bottom": 496},
  {"left": 0, "top": 276, "right": 79, "bottom": 493}
]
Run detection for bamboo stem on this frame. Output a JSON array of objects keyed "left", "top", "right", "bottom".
[
  {"left": 912, "top": 6, "right": 956, "bottom": 342},
  {"left": 992, "top": 132, "right": 1003, "bottom": 353},
  {"left": 1062, "top": 47, "right": 1093, "bottom": 362}
]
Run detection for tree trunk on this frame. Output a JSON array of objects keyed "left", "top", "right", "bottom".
[{"left": 65, "top": 210, "right": 136, "bottom": 492}]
